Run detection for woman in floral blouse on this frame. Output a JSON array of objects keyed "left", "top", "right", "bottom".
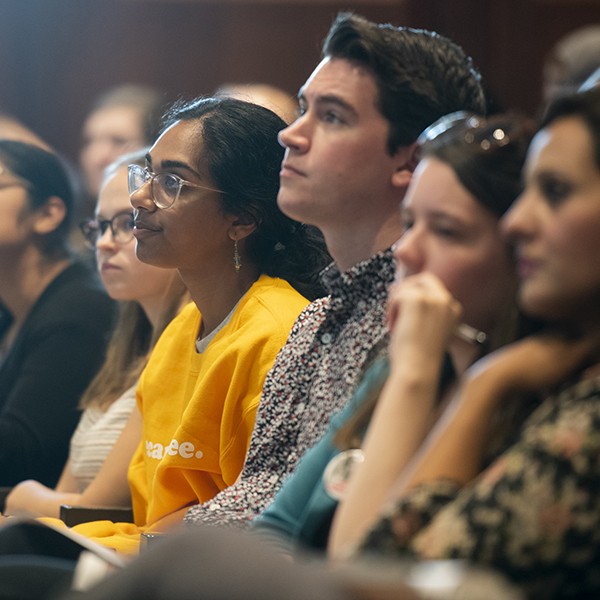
[{"left": 330, "top": 88, "right": 600, "bottom": 599}]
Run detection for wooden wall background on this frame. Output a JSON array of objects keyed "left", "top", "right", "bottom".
[{"left": 0, "top": 0, "right": 598, "bottom": 163}]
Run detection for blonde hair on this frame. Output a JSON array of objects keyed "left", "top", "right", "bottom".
[
  {"left": 79, "top": 277, "right": 188, "bottom": 410},
  {"left": 79, "top": 150, "right": 189, "bottom": 409}
]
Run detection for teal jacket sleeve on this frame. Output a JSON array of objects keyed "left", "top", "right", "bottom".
[
  {"left": 252, "top": 358, "right": 389, "bottom": 552},
  {"left": 252, "top": 411, "right": 342, "bottom": 552}
]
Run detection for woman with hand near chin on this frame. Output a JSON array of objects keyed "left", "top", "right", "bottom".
[
  {"left": 255, "top": 111, "right": 535, "bottom": 556},
  {"left": 342, "top": 88, "right": 600, "bottom": 600}
]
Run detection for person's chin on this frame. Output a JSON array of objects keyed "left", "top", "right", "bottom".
[
  {"left": 277, "top": 190, "right": 310, "bottom": 222},
  {"left": 105, "top": 289, "right": 134, "bottom": 302},
  {"left": 134, "top": 244, "right": 164, "bottom": 268},
  {"left": 519, "top": 284, "right": 558, "bottom": 321}
]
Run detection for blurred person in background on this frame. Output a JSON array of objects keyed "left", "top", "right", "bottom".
[
  {"left": 541, "top": 24, "right": 600, "bottom": 107},
  {"left": 4, "top": 150, "right": 189, "bottom": 518},
  {"left": 79, "top": 84, "right": 165, "bottom": 202},
  {"left": 0, "top": 110, "right": 51, "bottom": 150},
  {"left": 0, "top": 140, "right": 115, "bottom": 487},
  {"left": 215, "top": 82, "right": 298, "bottom": 124}
]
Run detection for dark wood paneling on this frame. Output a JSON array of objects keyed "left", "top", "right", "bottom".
[
  {"left": 0, "top": 1, "right": 410, "bottom": 159},
  {"left": 0, "top": 0, "right": 598, "bottom": 162}
]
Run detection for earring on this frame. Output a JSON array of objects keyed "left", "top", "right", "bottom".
[{"left": 233, "top": 239, "right": 242, "bottom": 272}]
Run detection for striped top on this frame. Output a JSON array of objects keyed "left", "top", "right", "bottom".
[{"left": 69, "top": 384, "right": 137, "bottom": 492}]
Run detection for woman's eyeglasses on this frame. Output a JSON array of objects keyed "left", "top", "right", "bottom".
[
  {"left": 79, "top": 211, "right": 134, "bottom": 248},
  {"left": 127, "top": 164, "right": 224, "bottom": 210},
  {"left": 417, "top": 111, "right": 523, "bottom": 152}
]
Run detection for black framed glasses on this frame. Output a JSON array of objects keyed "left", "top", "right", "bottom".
[
  {"left": 127, "top": 164, "right": 224, "bottom": 210},
  {"left": 417, "top": 111, "right": 523, "bottom": 152},
  {"left": 79, "top": 210, "right": 135, "bottom": 248}
]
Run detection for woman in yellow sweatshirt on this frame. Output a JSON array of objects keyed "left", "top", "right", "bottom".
[{"left": 28, "top": 97, "right": 329, "bottom": 554}]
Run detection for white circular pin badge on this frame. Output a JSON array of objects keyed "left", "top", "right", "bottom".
[{"left": 323, "top": 448, "right": 365, "bottom": 501}]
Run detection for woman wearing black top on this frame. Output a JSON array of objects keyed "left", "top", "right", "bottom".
[{"left": 0, "top": 140, "right": 115, "bottom": 487}]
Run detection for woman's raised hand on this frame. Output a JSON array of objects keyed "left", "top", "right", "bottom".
[{"left": 386, "top": 272, "right": 463, "bottom": 365}]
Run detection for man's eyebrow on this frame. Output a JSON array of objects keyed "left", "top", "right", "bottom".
[{"left": 298, "top": 92, "right": 358, "bottom": 117}]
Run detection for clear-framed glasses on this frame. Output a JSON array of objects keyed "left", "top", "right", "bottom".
[
  {"left": 79, "top": 210, "right": 134, "bottom": 249},
  {"left": 127, "top": 163, "right": 224, "bottom": 210},
  {"left": 417, "top": 111, "right": 526, "bottom": 152}
]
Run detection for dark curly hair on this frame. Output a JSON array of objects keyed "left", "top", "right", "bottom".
[{"left": 323, "top": 12, "right": 487, "bottom": 154}]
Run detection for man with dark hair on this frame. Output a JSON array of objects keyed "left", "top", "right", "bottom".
[
  {"left": 184, "top": 11, "right": 486, "bottom": 528},
  {"left": 321, "top": 13, "right": 485, "bottom": 153},
  {"left": 0, "top": 15, "right": 490, "bottom": 600}
]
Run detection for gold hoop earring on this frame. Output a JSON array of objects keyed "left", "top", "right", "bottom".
[{"left": 233, "top": 239, "right": 242, "bottom": 273}]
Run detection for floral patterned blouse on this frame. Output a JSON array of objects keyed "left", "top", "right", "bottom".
[{"left": 362, "top": 374, "right": 600, "bottom": 599}]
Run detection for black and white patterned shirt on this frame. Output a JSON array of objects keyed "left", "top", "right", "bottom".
[{"left": 184, "top": 249, "right": 395, "bottom": 526}]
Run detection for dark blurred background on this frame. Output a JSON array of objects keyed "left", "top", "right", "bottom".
[{"left": 0, "top": 0, "right": 598, "bottom": 164}]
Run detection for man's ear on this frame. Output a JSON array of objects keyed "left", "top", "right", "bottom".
[
  {"left": 391, "top": 140, "right": 420, "bottom": 190},
  {"left": 32, "top": 196, "right": 67, "bottom": 235}
]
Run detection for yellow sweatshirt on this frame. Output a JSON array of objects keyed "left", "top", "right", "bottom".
[{"left": 72, "top": 275, "right": 309, "bottom": 553}]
